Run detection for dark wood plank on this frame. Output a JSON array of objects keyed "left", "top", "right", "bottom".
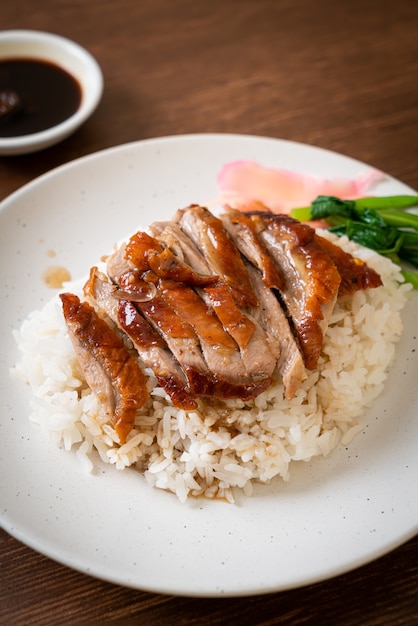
[{"left": 1, "top": 529, "right": 417, "bottom": 625}]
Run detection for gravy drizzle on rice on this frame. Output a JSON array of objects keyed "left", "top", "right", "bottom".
[{"left": 12, "top": 205, "right": 411, "bottom": 503}]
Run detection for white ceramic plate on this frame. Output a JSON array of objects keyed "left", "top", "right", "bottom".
[{"left": 1, "top": 134, "right": 417, "bottom": 597}]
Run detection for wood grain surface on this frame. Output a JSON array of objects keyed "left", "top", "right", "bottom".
[{"left": 1, "top": 0, "right": 418, "bottom": 624}]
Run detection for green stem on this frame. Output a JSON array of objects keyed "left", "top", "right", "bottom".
[
  {"left": 354, "top": 195, "right": 418, "bottom": 210},
  {"left": 289, "top": 206, "right": 312, "bottom": 221},
  {"left": 401, "top": 268, "right": 418, "bottom": 289},
  {"left": 375, "top": 208, "right": 418, "bottom": 230}
]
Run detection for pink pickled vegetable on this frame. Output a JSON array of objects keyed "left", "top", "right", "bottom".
[{"left": 217, "top": 160, "right": 385, "bottom": 213}]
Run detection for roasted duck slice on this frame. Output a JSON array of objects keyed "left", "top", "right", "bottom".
[
  {"left": 153, "top": 222, "right": 256, "bottom": 346},
  {"left": 158, "top": 277, "right": 275, "bottom": 388},
  {"left": 244, "top": 211, "right": 342, "bottom": 370},
  {"left": 84, "top": 268, "right": 197, "bottom": 410},
  {"left": 157, "top": 278, "right": 238, "bottom": 352},
  {"left": 106, "top": 241, "right": 132, "bottom": 282},
  {"left": 245, "top": 264, "right": 306, "bottom": 399},
  {"left": 60, "top": 292, "right": 149, "bottom": 443},
  {"left": 203, "top": 281, "right": 257, "bottom": 349},
  {"left": 125, "top": 230, "right": 217, "bottom": 286},
  {"left": 107, "top": 233, "right": 216, "bottom": 288},
  {"left": 117, "top": 300, "right": 198, "bottom": 409},
  {"left": 221, "top": 208, "right": 285, "bottom": 290},
  {"left": 147, "top": 247, "right": 217, "bottom": 285},
  {"left": 315, "top": 234, "right": 383, "bottom": 296},
  {"left": 150, "top": 221, "right": 212, "bottom": 275},
  {"left": 132, "top": 289, "right": 216, "bottom": 397},
  {"left": 203, "top": 281, "right": 277, "bottom": 380},
  {"left": 176, "top": 205, "right": 258, "bottom": 307}
]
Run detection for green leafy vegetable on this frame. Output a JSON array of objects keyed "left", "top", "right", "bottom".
[
  {"left": 290, "top": 195, "right": 418, "bottom": 288},
  {"left": 290, "top": 195, "right": 418, "bottom": 223}
]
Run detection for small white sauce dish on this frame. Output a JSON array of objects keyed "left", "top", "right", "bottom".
[{"left": 0, "top": 29, "right": 103, "bottom": 156}]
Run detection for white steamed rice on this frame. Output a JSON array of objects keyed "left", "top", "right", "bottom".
[{"left": 11, "top": 231, "right": 411, "bottom": 503}]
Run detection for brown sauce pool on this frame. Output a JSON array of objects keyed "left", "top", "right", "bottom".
[
  {"left": 0, "top": 58, "right": 82, "bottom": 137},
  {"left": 42, "top": 265, "right": 72, "bottom": 289}
]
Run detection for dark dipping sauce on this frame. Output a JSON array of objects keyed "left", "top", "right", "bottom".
[{"left": 0, "top": 58, "right": 82, "bottom": 137}]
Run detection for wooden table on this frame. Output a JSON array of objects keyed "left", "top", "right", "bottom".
[{"left": 1, "top": 1, "right": 418, "bottom": 623}]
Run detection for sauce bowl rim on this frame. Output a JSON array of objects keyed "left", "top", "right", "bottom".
[{"left": 0, "top": 29, "right": 103, "bottom": 155}]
